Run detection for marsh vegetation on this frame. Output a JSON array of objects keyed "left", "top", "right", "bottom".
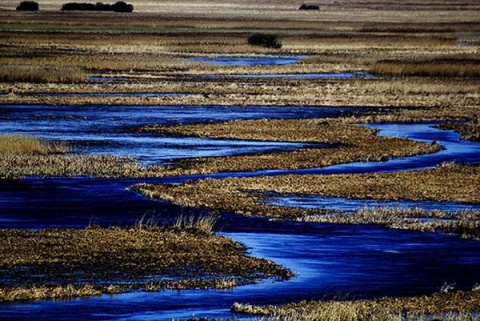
[
  {"left": 0, "top": 0, "right": 479, "bottom": 318},
  {"left": 0, "top": 216, "right": 291, "bottom": 302}
]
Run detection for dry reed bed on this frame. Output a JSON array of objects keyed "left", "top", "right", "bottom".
[
  {"left": 372, "top": 57, "right": 480, "bottom": 77},
  {"left": 0, "top": 135, "right": 68, "bottom": 155},
  {"left": 0, "top": 154, "right": 164, "bottom": 178},
  {"left": 134, "top": 164, "right": 480, "bottom": 237},
  {"left": 138, "top": 119, "right": 440, "bottom": 175},
  {"left": 231, "top": 290, "right": 480, "bottom": 320},
  {"left": 2, "top": 77, "right": 479, "bottom": 109},
  {"left": 0, "top": 65, "right": 86, "bottom": 83},
  {"left": 0, "top": 222, "right": 292, "bottom": 302}
]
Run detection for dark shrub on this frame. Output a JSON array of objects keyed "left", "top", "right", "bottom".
[
  {"left": 113, "top": 1, "right": 133, "bottom": 12},
  {"left": 299, "top": 4, "right": 319, "bottom": 10},
  {"left": 61, "top": 1, "right": 133, "bottom": 12},
  {"left": 62, "top": 2, "right": 96, "bottom": 10},
  {"left": 247, "top": 33, "right": 282, "bottom": 49},
  {"left": 95, "top": 2, "right": 114, "bottom": 10},
  {"left": 16, "top": 1, "right": 39, "bottom": 11}
]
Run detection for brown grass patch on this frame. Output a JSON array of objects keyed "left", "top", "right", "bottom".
[
  {"left": 437, "top": 120, "right": 480, "bottom": 142},
  {"left": 231, "top": 290, "right": 480, "bottom": 320},
  {"left": 0, "top": 222, "right": 292, "bottom": 302},
  {"left": 139, "top": 119, "right": 440, "bottom": 175},
  {"left": 372, "top": 58, "right": 480, "bottom": 77},
  {"left": 0, "top": 135, "right": 68, "bottom": 155}
]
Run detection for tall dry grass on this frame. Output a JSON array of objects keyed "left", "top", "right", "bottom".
[
  {"left": 372, "top": 59, "right": 480, "bottom": 77},
  {"left": 0, "top": 65, "right": 86, "bottom": 83},
  {"left": 0, "top": 135, "right": 68, "bottom": 155},
  {"left": 232, "top": 289, "right": 480, "bottom": 321},
  {"left": 174, "top": 213, "right": 219, "bottom": 234}
]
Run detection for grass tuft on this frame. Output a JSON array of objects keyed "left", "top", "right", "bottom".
[
  {"left": 174, "top": 213, "right": 219, "bottom": 235},
  {"left": 0, "top": 135, "right": 69, "bottom": 155}
]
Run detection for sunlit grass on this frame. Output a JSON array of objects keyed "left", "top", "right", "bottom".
[
  {"left": 0, "top": 135, "right": 68, "bottom": 155},
  {"left": 231, "top": 289, "right": 480, "bottom": 320},
  {"left": 372, "top": 58, "right": 480, "bottom": 77}
]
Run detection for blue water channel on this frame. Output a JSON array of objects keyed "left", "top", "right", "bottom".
[
  {"left": 0, "top": 104, "right": 345, "bottom": 165},
  {"left": 188, "top": 55, "right": 307, "bottom": 66},
  {"left": 1, "top": 104, "right": 480, "bottom": 320}
]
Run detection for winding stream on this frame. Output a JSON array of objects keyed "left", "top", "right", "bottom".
[{"left": 1, "top": 104, "right": 480, "bottom": 320}]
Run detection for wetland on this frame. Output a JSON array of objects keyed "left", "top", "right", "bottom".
[{"left": 1, "top": 0, "right": 480, "bottom": 319}]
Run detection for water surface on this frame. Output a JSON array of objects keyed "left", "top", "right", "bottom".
[{"left": 188, "top": 55, "right": 307, "bottom": 66}]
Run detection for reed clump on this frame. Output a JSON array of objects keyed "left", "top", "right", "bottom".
[
  {"left": 300, "top": 208, "right": 480, "bottom": 239},
  {"left": 0, "top": 221, "right": 292, "bottom": 302},
  {"left": 0, "top": 135, "right": 68, "bottom": 155}
]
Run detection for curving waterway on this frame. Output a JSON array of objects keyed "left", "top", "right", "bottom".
[{"left": 1, "top": 104, "right": 480, "bottom": 320}]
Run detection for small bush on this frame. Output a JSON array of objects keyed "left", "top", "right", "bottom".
[
  {"left": 299, "top": 4, "right": 319, "bottom": 10},
  {"left": 16, "top": 1, "right": 39, "bottom": 11},
  {"left": 112, "top": 1, "right": 133, "bottom": 12},
  {"left": 247, "top": 33, "right": 282, "bottom": 49}
]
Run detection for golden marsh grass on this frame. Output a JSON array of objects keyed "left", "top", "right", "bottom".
[
  {"left": 372, "top": 58, "right": 480, "bottom": 77},
  {"left": 231, "top": 290, "right": 480, "bottom": 320},
  {"left": 138, "top": 119, "right": 440, "bottom": 175},
  {"left": 0, "top": 135, "right": 68, "bottom": 155}
]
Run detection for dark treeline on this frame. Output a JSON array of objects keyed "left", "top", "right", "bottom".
[{"left": 61, "top": 1, "right": 133, "bottom": 12}]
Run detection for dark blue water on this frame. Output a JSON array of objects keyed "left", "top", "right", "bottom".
[
  {"left": 188, "top": 55, "right": 307, "bottom": 66},
  {"left": 0, "top": 104, "right": 346, "bottom": 164},
  {"left": 265, "top": 193, "right": 480, "bottom": 212},
  {"left": 1, "top": 104, "right": 480, "bottom": 320}
]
